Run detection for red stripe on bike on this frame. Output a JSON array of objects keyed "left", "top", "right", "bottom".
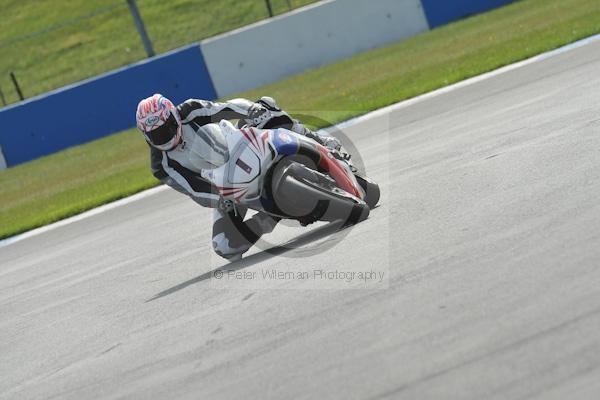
[
  {"left": 250, "top": 128, "right": 264, "bottom": 155},
  {"left": 317, "top": 145, "right": 361, "bottom": 198},
  {"left": 240, "top": 129, "right": 255, "bottom": 151}
]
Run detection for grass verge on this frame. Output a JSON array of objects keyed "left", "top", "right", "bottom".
[
  {"left": 1, "top": 0, "right": 600, "bottom": 239},
  {"left": 0, "top": 131, "right": 155, "bottom": 239}
]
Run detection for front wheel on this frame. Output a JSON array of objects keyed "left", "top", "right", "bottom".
[
  {"left": 270, "top": 161, "right": 369, "bottom": 227},
  {"left": 354, "top": 174, "right": 380, "bottom": 209}
]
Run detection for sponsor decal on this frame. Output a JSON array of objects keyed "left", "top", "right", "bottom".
[
  {"left": 236, "top": 158, "right": 253, "bottom": 174},
  {"left": 278, "top": 131, "right": 292, "bottom": 144},
  {"left": 145, "top": 115, "right": 160, "bottom": 126}
]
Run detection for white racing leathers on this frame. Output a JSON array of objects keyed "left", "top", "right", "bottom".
[{"left": 150, "top": 97, "right": 324, "bottom": 259}]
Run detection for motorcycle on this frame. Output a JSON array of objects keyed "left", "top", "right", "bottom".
[{"left": 206, "top": 120, "right": 380, "bottom": 227}]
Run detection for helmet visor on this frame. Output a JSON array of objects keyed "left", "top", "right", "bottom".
[{"left": 146, "top": 114, "right": 179, "bottom": 146}]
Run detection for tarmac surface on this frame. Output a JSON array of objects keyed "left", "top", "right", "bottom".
[{"left": 2, "top": 39, "right": 600, "bottom": 399}]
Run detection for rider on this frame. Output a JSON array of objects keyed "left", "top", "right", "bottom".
[{"left": 135, "top": 94, "right": 341, "bottom": 260}]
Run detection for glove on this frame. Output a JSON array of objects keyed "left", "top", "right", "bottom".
[
  {"left": 245, "top": 103, "right": 273, "bottom": 128},
  {"left": 244, "top": 96, "right": 285, "bottom": 128},
  {"left": 311, "top": 132, "right": 353, "bottom": 166},
  {"left": 320, "top": 135, "right": 342, "bottom": 152},
  {"left": 256, "top": 96, "right": 281, "bottom": 111},
  {"left": 304, "top": 130, "right": 342, "bottom": 152}
]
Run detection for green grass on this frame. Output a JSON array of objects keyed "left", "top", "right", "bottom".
[
  {"left": 1, "top": 0, "right": 600, "bottom": 239},
  {"left": 0, "top": 0, "right": 317, "bottom": 105},
  {"left": 0, "top": 130, "right": 154, "bottom": 236}
]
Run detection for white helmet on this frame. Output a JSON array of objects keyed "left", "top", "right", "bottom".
[{"left": 136, "top": 94, "right": 182, "bottom": 151}]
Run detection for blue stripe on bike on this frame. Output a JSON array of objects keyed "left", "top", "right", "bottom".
[{"left": 271, "top": 129, "right": 299, "bottom": 156}]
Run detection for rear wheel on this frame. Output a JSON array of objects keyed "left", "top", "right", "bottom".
[{"left": 270, "top": 161, "right": 369, "bottom": 227}]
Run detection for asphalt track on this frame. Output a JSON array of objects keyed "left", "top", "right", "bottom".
[{"left": 2, "top": 39, "right": 600, "bottom": 400}]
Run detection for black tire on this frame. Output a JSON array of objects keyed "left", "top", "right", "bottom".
[
  {"left": 271, "top": 161, "right": 370, "bottom": 227},
  {"left": 354, "top": 174, "right": 380, "bottom": 209}
]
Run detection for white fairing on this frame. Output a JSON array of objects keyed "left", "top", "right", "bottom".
[
  {"left": 207, "top": 120, "right": 364, "bottom": 207},
  {"left": 227, "top": 144, "right": 261, "bottom": 184},
  {"left": 207, "top": 120, "right": 274, "bottom": 202}
]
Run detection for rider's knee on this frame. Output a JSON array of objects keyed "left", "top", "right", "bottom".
[{"left": 212, "top": 233, "right": 249, "bottom": 260}]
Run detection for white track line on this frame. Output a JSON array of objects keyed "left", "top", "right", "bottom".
[{"left": 2, "top": 33, "right": 600, "bottom": 248}]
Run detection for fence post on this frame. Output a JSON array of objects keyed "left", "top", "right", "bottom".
[
  {"left": 10, "top": 72, "right": 24, "bottom": 101},
  {"left": 0, "top": 145, "right": 7, "bottom": 170},
  {"left": 126, "top": 0, "right": 155, "bottom": 57},
  {"left": 0, "top": 86, "right": 6, "bottom": 106},
  {"left": 264, "top": 0, "right": 274, "bottom": 17}
]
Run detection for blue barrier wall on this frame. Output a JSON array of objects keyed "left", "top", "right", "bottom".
[
  {"left": 0, "top": 44, "right": 216, "bottom": 167},
  {"left": 421, "top": 0, "right": 516, "bottom": 28}
]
